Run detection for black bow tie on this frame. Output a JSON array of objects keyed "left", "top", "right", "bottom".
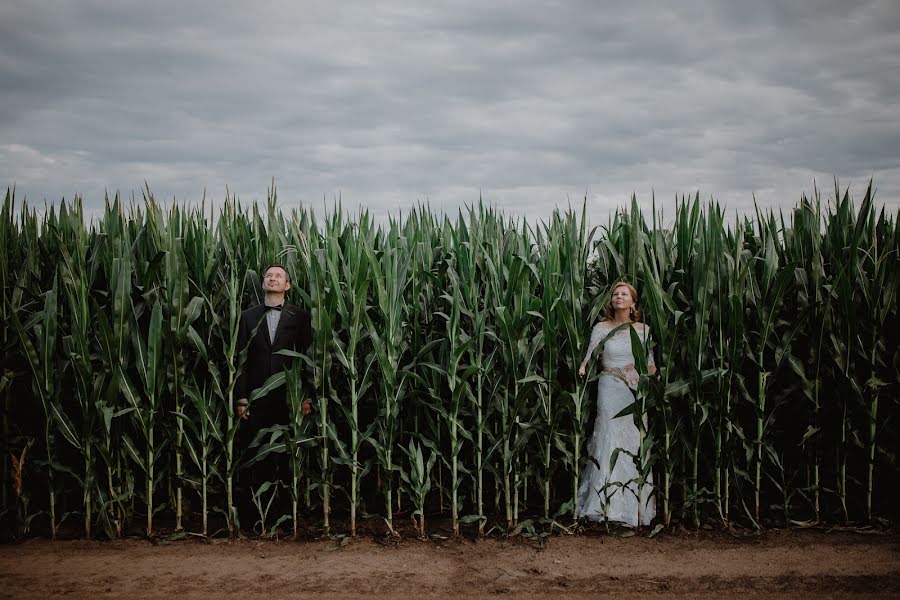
[{"left": 266, "top": 304, "right": 283, "bottom": 311}]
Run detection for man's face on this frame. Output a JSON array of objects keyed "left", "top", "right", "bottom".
[{"left": 262, "top": 266, "right": 291, "bottom": 294}]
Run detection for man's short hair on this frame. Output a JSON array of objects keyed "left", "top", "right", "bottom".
[{"left": 264, "top": 263, "right": 291, "bottom": 283}]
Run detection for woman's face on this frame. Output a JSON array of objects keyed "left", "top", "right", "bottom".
[{"left": 611, "top": 285, "right": 634, "bottom": 310}]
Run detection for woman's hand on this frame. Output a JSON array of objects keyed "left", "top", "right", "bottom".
[{"left": 578, "top": 364, "right": 586, "bottom": 377}]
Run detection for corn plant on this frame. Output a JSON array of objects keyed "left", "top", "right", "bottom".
[
  {"left": 365, "top": 221, "right": 411, "bottom": 531},
  {"left": 178, "top": 380, "right": 221, "bottom": 537},
  {"left": 784, "top": 192, "right": 829, "bottom": 521},
  {"left": 119, "top": 301, "right": 164, "bottom": 535},
  {"left": 327, "top": 209, "right": 374, "bottom": 536},
  {"left": 430, "top": 264, "right": 476, "bottom": 535},
  {"left": 292, "top": 209, "right": 338, "bottom": 534},
  {"left": 1, "top": 182, "right": 897, "bottom": 540},
  {"left": 283, "top": 365, "right": 316, "bottom": 539},
  {"left": 746, "top": 206, "right": 798, "bottom": 525},
  {"left": 398, "top": 438, "right": 436, "bottom": 538},
  {"left": 0, "top": 191, "right": 18, "bottom": 517},
  {"left": 639, "top": 211, "right": 688, "bottom": 527},
  {"left": 11, "top": 272, "right": 63, "bottom": 539},
  {"left": 56, "top": 215, "right": 102, "bottom": 538}
]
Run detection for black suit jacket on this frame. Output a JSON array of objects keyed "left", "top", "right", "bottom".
[{"left": 235, "top": 302, "right": 312, "bottom": 425}]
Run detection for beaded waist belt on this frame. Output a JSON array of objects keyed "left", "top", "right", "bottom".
[{"left": 601, "top": 366, "right": 638, "bottom": 388}]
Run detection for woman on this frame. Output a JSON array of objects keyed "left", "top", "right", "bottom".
[{"left": 577, "top": 281, "right": 656, "bottom": 526}]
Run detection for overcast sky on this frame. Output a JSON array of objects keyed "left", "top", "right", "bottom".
[{"left": 1, "top": 0, "right": 898, "bottom": 223}]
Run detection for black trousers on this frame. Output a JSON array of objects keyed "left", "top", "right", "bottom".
[{"left": 235, "top": 393, "right": 291, "bottom": 530}]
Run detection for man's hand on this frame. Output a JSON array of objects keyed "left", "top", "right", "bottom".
[
  {"left": 578, "top": 364, "right": 587, "bottom": 377},
  {"left": 236, "top": 399, "right": 250, "bottom": 421},
  {"left": 302, "top": 399, "right": 312, "bottom": 416}
]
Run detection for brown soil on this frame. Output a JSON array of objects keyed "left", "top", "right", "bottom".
[{"left": 0, "top": 529, "right": 897, "bottom": 599}]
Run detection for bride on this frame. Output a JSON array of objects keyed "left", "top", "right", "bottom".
[{"left": 577, "top": 281, "right": 656, "bottom": 526}]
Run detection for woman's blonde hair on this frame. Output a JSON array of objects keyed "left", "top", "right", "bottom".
[{"left": 602, "top": 281, "right": 641, "bottom": 322}]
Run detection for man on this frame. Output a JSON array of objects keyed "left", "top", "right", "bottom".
[
  {"left": 234, "top": 263, "right": 312, "bottom": 521},
  {"left": 235, "top": 263, "right": 313, "bottom": 426}
]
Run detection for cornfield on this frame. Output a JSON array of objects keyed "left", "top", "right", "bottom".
[{"left": 1, "top": 181, "right": 897, "bottom": 540}]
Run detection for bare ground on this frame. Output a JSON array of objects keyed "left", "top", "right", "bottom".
[{"left": 1, "top": 528, "right": 898, "bottom": 599}]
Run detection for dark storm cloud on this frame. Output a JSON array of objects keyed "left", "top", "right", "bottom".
[{"left": 1, "top": 0, "right": 898, "bottom": 221}]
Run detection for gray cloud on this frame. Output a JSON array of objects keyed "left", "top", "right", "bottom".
[{"left": 1, "top": 0, "right": 898, "bottom": 223}]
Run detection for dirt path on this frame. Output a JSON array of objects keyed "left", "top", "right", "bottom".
[{"left": 1, "top": 529, "right": 897, "bottom": 599}]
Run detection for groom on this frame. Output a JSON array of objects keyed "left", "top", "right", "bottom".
[{"left": 234, "top": 263, "right": 312, "bottom": 459}]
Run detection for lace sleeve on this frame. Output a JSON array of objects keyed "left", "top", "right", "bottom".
[{"left": 582, "top": 323, "right": 604, "bottom": 365}]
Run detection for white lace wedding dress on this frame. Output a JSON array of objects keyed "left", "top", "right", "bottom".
[{"left": 577, "top": 321, "right": 656, "bottom": 526}]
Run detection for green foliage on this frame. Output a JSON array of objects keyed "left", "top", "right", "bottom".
[{"left": 1, "top": 181, "right": 897, "bottom": 540}]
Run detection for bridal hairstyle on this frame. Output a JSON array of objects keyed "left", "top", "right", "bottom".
[{"left": 602, "top": 281, "right": 641, "bottom": 322}]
